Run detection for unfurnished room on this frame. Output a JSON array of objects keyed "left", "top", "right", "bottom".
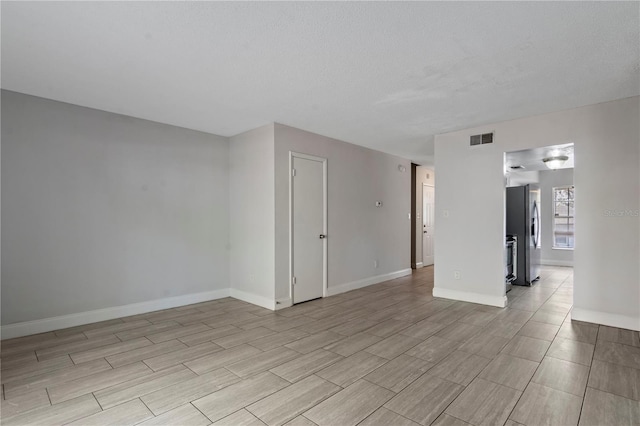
[{"left": 1, "top": 2, "right": 639, "bottom": 426}]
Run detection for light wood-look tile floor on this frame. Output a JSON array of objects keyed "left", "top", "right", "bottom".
[{"left": 2, "top": 266, "right": 639, "bottom": 425}]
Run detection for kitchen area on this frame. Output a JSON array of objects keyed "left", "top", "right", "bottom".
[{"left": 504, "top": 144, "right": 575, "bottom": 295}]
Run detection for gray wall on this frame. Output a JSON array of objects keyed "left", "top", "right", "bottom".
[
  {"left": 229, "top": 124, "right": 276, "bottom": 304},
  {"left": 1, "top": 91, "right": 230, "bottom": 324},
  {"left": 274, "top": 124, "right": 411, "bottom": 302},
  {"left": 539, "top": 168, "right": 574, "bottom": 266},
  {"left": 435, "top": 96, "right": 639, "bottom": 330}
]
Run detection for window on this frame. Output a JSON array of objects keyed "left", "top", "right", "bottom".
[{"left": 553, "top": 186, "right": 574, "bottom": 249}]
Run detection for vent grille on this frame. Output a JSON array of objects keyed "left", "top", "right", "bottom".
[{"left": 470, "top": 132, "right": 494, "bottom": 146}]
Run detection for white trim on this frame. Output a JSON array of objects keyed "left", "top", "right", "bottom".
[
  {"left": 275, "top": 298, "right": 293, "bottom": 310},
  {"left": 229, "top": 289, "right": 276, "bottom": 311},
  {"left": 571, "top": 308, "right": 640, "bottom": 332},
  {"left": 540, "top": 259, "right": 574, "bottom": 267},
  {"left": 415, "top": 262, "right": 424, "bottom": 269},
  {"left": 326, "top": 269, "right": 412, "bottom": 297},
  {"left": 432, "top": 287, "right": 508, "bottom": 308},
  {"left": 1, "top": 289, "right": 230, "bottom": 340},
  {"left": 289, "top": 151, "right": 328, "bottom": 304}
]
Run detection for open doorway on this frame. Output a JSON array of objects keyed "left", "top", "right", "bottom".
[
  {"left": 504, "top": 143, "right": 574, "bottom": 294},
  {"left": 411, "top": 164, "right": 435, "bottom": 268}
]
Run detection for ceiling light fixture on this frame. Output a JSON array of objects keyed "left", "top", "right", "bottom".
[{"left": 542, "top": 155, "right": 569, "bottom": 170}]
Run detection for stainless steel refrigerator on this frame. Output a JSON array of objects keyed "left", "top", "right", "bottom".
[{"left": 506, "top": 184, "right": 541, "bottom": 286}]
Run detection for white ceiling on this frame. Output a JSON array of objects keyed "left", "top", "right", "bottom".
[
  {"left": 505, "top": 143, "right": 574, "bottom": 172},
  {"left": 2, "top": 2, "right": 638, "bottom": 165}
]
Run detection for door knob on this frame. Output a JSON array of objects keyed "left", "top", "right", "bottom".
[
  {"left": 424, "top": 231, "right": 427, "bottom": 233},
  {"left": 319, "top": 234, "right": 326, "bottom": 239}
]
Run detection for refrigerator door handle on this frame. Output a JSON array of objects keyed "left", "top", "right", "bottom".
[
  {"left": 532, "top": 201, "right": 540, "bottom": 248},
  {"left": 536, "top": 204, "right": 540, "bottom": 247}
]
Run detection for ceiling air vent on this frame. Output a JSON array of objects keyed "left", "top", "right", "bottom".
[{"left": 470, "top": 132, "right": 494, "bottom": 146}]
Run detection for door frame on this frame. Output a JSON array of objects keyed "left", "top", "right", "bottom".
[
  {"left": 422, "top": 183, "right": 435, "bottom": 266},
  {"left": 289, "top": 151, "right": 328, "bottom": 303}
]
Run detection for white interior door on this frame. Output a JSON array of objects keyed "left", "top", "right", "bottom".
[
  {"left": 422, "top": 184, "right": 434, "bottom": 266},
  {"left": 291, "top": 154, "right": 326, "bottom": 304}
]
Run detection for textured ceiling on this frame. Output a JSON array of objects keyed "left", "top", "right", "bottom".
[{"left": 2, "top": 2, "right": 638, "bottom": 165}]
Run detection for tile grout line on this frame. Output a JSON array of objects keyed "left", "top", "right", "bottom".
[
  {"left": 239, "top": 372, "right": 340, "bottom": 424},
  {"left": 301, "top": 414, "right": 318, "bottom": 425},
  {"left": 353, "top": 380, "right": 414, "bottom": 425},
  {"left": 241, "top": 407, "right": 269, "bottom": 425},
  {"left": 438, "top": 411, "right": 469, "bottom": 425},
  {"left": 58, "top": 393, "right": 107, "bottom": 425},
  {"left": 181, "top": 362, "right": 202, "bottom": 376},
  {"left": 137, "top": 396, "right": 156, "bottom": 418},
  {"left": 45, "top": 387, "right": 53, "bottom": 406},
  {"left": 91, "top": 391, "right": 104, "bottom": 411},
  {"left": 576, "top": 324, "right": 600, "bottom": 425},
  {"left": 382, "top": 373, "right": 463, "bottom": 425},
  {"left": 247, "top": 408, "right": 269, "bottom": 425}
]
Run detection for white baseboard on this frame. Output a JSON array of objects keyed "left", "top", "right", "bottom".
[
  {"left": 541, "top": 259, "right": 574, "bottom": 267},
  {"left": 432, "top": 287, "right": 508, "bottom": 308},
  {"left": 275, "top": 298, "right": 293, "bottom": 310},
  {"left": 229, "top": 289, "right": 276, "bottom": 311},
  {"left": 415, "top": 262, "right": 424, "bottom": 269},
  {"left": 571, "top": 308, "right": 640, "bottom": 332},
  {"left": 326, "top": 268, "right": 412, "bottom": 297},
  {"left": 1, "top": 288, "right": 231, "bottom": 340}
]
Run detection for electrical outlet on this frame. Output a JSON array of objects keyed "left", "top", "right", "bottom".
[
  {"left": 374, "top": 260, "right": 379, "bottom": 268},
  {"left": 454, "top": 271, "right": 461, "bottom": 280}
]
